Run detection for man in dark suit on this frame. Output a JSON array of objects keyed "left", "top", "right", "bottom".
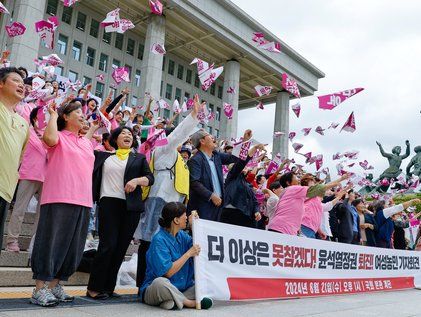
[{"left": 187, "top": 129, "right": 242, "bottom": 221}]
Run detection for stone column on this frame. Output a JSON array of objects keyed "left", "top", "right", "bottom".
[
  {"left": 8, "top": 0, "right": 47, "bottom": 70},
  {"left": 272, "top": 91, "right": 290, "bottom": 159},
  {"left": 220, "top": 59, "right": 240, "bottom": 140},
  {"left": 138, "top": 14, "right": 165, "bottom": 110}
]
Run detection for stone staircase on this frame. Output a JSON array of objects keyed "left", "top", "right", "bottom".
[{"left": 1, "top": 210, "right": 138, "bottom": 287}]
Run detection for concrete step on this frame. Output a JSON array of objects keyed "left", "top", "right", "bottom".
[
  {"left": 0, "top": 251, "right": 30, "bottom": 267},
  {"left": 2, "top": 235, "right": 32, "bottom": 251},
  {"left": 0, "top": 267, "right": 89, "bottom": 287},
  {"left": 4, "top": 222, "right": 35, "bottom": 238},
  {"left": 6, "top": 211, "right": 37, "bottom": 225}
]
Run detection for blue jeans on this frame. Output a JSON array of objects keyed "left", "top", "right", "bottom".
[
  {"left": 134, "top": 197, "right": 167, "bottom": 242},
  {"left": 301, "top": 225, "right": 316, "bottom": 239}
]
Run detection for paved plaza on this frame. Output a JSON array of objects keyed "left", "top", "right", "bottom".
[{"left": 0, "top": 289, "right": 421, "bottom": 317}]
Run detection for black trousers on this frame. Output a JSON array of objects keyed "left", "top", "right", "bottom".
[
  {"left": 31, "top": 203, "right": 90, "bottom": 281},
  {"left": 88, "top": 197, "right": 140, "bottom": 293},
  {"left": 0, "top": 197, "right": 10, "bottom": 255},
  {"left": 136, "top": 239, "right": 151, "bottom": 288},
  {"left": 220, "top": 208, "right": 255, "bottom": 228}
]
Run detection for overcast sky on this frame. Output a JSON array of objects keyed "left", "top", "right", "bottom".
[{"left": 232, "top": 0, "right": 421, "bottom": 179}]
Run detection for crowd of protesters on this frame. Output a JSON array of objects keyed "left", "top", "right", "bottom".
[{"left": 1, "top": 65, "right": 420, "bottom": 310}]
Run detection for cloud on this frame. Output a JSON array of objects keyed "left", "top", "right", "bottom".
[{"left": 234, "top": 0, "right": 421, "bottom": 179}]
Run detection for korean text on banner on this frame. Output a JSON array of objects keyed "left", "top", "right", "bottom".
[{"left": 192, "top": 219, "right": 421, "bottom": 302}]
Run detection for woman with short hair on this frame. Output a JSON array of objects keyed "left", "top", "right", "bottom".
[
  {"left": 87, "top": 126, "right": 154, "bottom": 299},
  {"left": 31, "top": 100, "right": 98, "bottom": 307},
  {"left": 140, "top": 202, "right": 212, "bottom": 310}
]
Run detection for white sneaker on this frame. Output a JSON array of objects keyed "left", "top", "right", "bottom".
[
  {"left": 50, "top": 284, "right": 74, "bottom": 302},
  {"left": 30, "top": 286, "right": 59, "bottom": 307}
]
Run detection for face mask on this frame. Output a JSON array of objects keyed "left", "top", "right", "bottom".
[{"left": 123, "top": 114, "right": 130, "bottom": 122}]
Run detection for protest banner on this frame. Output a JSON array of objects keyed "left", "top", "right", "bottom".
[{"left": 193, "top": 219, "right": 421, "bottom": 303}]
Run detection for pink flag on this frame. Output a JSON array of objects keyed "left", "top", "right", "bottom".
[
  {"left": 274, "top": 131, "right": 284, "bottom": 137},
  {"left": 101, "top": 8, "right": 120, "bottom": 27},
  {"left": 348, "top": 163, "right": 355, "bottom": 167},
  {"left": 302, "top": 127, "right": 311, "bottom": 136},
  {"left": 32, "top": 77, "right": 45, "bottom": 91},
  {"left": 96, "top": 74, "right": 105, "bottom": 82},
  {"left": 207, "top": 111, "right": 215, "bottom": 122},
  {"left": 36, "top": 106, "right": 50, "bottom": 130},
  {"left": 315, "top": 126, "right": 325, "bottom": 136},
  {"left": 190, "top": 58, "right": 223, "bottom": 91},
  {"left": 62, "top": 0, "right": 79, "bottom": 7},
  {"left": 43, "top": 65, "right": 55, "bottom": 77},
  {"left": 0, "top": 2, "right": 10, "bottom": 14},
  {"left": 112, "top": 66, "right": 130, "bottom": 84},
  {"left": 301, "top": 152, "right": 312, "bottom": 163},
  {"left": 291, "top": 103, "right": 300, "bottom": 118},
  {"left": 47, "top": 16, "right": 59, "bottom": 30},
  {"left": 227, "top": 87, "right": 236, "bottom": 94},
  {"left": 149, "top": 0, "right": 163, "bottom": 15},
  {"left": 315, "top": 154, "right": 323, "bottom": 171},
  {"left": 5, "top": 22, "right": 26, "bottom": 37},
  {"left": 281, "top": 73, "right": 300, "bottom": 98},
  {"left": 252, "top": 32, "right": 266, "bottom": 45},
  {"left": 328, "top": 122, "right": 340, "bottom": 129},
  {"left": 321, "top": 167, "right": 330, "bottom": 175},
  {"left": 344, "top": 150, "right": 359, "bottom": 160},
  {"left": 332, "top": 152, "right": 343, "bottom": 160},
  {"left": 101, "top": 9, "right": 132, "bottom": 33},
  {"left": 254, "top": 85, "right": 272, "bottom": 97},
  {"left": 35, "top": 20, "right": 55, "bottom": 49},
  {"left": 172, "top": 99, "right": 181, "bottom": 114},
  {"left": 340, "top": 112, "right": 356, "bottom": 133},
  {"left": 318, "top": 88, "right": 364, "bottom": 110},
  {"left": 158, "top": 99, "right": 170, "bottom": 109},
  {"left": 259, "top": 41, "right": 281, "bottom": 53},
  {"left": 223, "top": 103, "right": 233, "bottom": 119},
  {"left": 256, "top": 101, "right": 264, "bottom": 110},
  {"left": 151, "top": 43, "right": 166, "bottom": 55},
  {"left": 292, "top": 143, "right": 303, "bottom": 153},
  {"left": 288, "top": 132, "right": 296, "bottom": 141},
  {"left": 42, "top": 53, "right": 63, "bottom": 66},
  {"left": 186, "top": 98, "right": 194, "bottom": 110},
  {"left": 359, "top": 160, "right": 369, "bottom": 170},
  {"left": 119, "top": 19, "right": 134, "bottom": 33}
]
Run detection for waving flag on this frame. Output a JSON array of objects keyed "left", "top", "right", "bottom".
[
  {"left": 291, "top": 103, "right": 301, "bottom": 118},
  {"left": 340, "top": 112, "right": 356, "bottom": 133},
  {"left": 318, "top": 88, "right": 364, "bottom": 110},
  {"left": 281, "top": 73, "right": 300, "bottom": 98}
]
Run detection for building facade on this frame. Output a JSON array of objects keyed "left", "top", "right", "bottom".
[{"left": 0, "top": 0, "right": 324, "bottom": 158}]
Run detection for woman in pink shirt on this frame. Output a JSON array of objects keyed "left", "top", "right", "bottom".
[
  {"left": 6, "top": 107, "right": 47, "bottom": 252},
  {"left": 267, "top": 172, "right": 349, "bottom": 236},
  {"left": 30, "top": 100, "right": 98, "bottom": 307}
]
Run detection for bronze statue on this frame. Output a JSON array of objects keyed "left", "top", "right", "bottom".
[
  {"left": 406, "top": 145, "right": 421, "bottom": 178},
  {"left": 375, "top": 140, "right": 410, "bottom": 182}
]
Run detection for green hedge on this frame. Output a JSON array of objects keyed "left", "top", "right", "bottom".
[{"left": 392, "top": 193, "right": 421, "bottom": 212}]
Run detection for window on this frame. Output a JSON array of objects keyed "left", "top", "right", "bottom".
[
  {"left": 68, "top": 70, "right": 78, "bottom": 82},
  {"left": 160, "top": 81, "right": 163, "bottom": 96},
  {"left": 127, "top": 38, "right": 135, "bottom": 56},
  {"left": 138, "top": 43, "right": 144, "bottom": 60},
  {"left": 83, "top": 76, "right": 92, "bottom": 86},
  {"left": 217, "top": 85, "right": 223, "bottom": 99},
  {"left": 194, "top": 74, "right": 200, "bottom": 88},
  {"left": 184, "top": 92, "right": 190, "bottom": 100},
  {"left": 177, "top": 65, "right": 184, "bottom": 80},
  {"left": 102, "top": 30, "right": 111, "bottom": 44},
  {"left": 162, "top": 57, "right": 166, "bottom": 71},
  {"left": 216, "top": 107, "right": 221, "bottom": 121},
  {"left": 90, "top": 19, "right": 99, "bottom": 38},
  {"left": 115, "top": 33, "right": 124, "bottom": 50},
  {"left": 86, "top": 47, "right": 95, "bottom": 67},
  {"left": 76, "top": 12, "right": 86, "bottom": 31},
  {"left": 209, "top": 103, "right": 214, "bottom": 113},
  {"left": 112, "top": 59, "right": 121, "bottom": 68},
  {"left": 95, "top": 82, "right": 105, "bottom": 98},
  {"left": 125, "top": 65, "right": 132, "bottom": 81},
  {"left": 62, "top": 6, "right": 73, "bottom": 24},
  {"left": 164, "top": 109, "right": 170, "bottom": 120},
  {"left": 46, "top": 0, "right": 58, "bottom": 15},
  {"left": 186, "top": 69, "right": 192, "bottom": 84},
  {"left": 210, "top": 84, "right": 215, "bottom": 96},
  {"left": 135, "top": 70, "right": 141, "bottom": 87},
  {"left": 215, "top": 129, "right": 220, "bottom": 138},
  {"left": 207, "top": 126, "right": 213, "bottom": 134},
  {"left": 71, "top": 41, "right": 82, "bottom": 61},
  {"left": 165, "top": 83, "right": 173, "bottom": 100},
  {"left": 131, "top": 96, "right": 138, "bottom": 107},
  {"left": 175, "top": 88, "right": 182, "bottom": 102},
  {"left": 54, "top": 66, "right": 63, "bottom": 76},
  {"left": 99, "top": 53, "right": 108, "bottom": 72},
  {"left": 168, "top": 60, "right": 175, "bottom": 75},
  {"left": 57, "top": 34, "right": 68, "bottom": 55}
]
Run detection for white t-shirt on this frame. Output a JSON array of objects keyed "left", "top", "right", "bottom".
[{"left": 100, "top": 155, "right": 128, "bottom": 200}]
